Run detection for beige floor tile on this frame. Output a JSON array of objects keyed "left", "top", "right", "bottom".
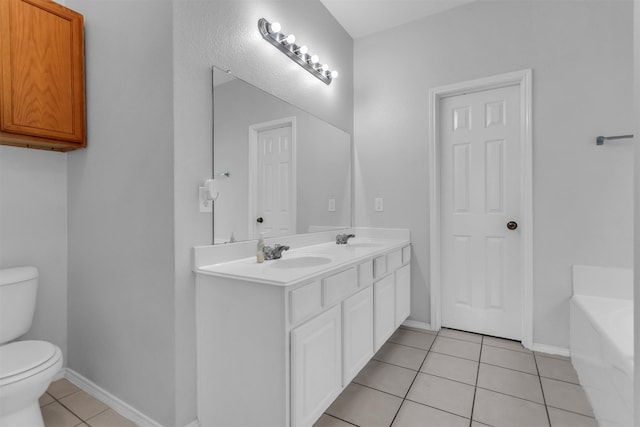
[
  {"left": 431, "top": 336, "right": 481, "bottom": 361},
  {"left": 86, "top": 409, "right": 136, "bottom": 427},
  {"left": 40, "top": 392, "right": 55, "bottom": 407},
  {"left": 483, "top": 336, "right": 532, "bottom": 353},
  {"left": 312, "top": 414, "right": 354, "bottom": 427},
  {"left": 326, "top": 383, "right": 402, "bottom": 427},
  {"left": 41, "top": 401, "right": 83, "bottom": 427},
  {"left": 481, "top": 345, "right": 538, "bottom": 374},
  {"left": 547, "top": 407, "right": 599, "bottom": 427},
  {"left": 477, "top": 363, "right": 544, "bottom": 404},
  {"left": 59, "top": 390, "right": 109, "bottom": 420},
  {"left": 535, "top": 355, "right": 580, "bottom": 384},
  {"left": 541, "top": 377, "right": 594, "bottom": 417},
  {"left": 471, "top": 422, "right": 491, "bottom": 427},
  {"left": 373, "top": 342, "right": 427, "bottom": 371},
  {"left": 438, "top": 328, "right": 483, "bottom": 343},
  {"left": 389, "top": 328, "right": 436, "bottom": 350},
  {"left": 472, "top": 388, "right": 549, "bottom": 427},
  {"left": 420, "top": 351, "right": 478, "bottom": 385},
  {"left": 353, "top": 359, "right": 417, "bottom": 397},
  {"left": 392, "top": 400, "right": 469, "bottom": 427},
  {"left": 406, "top": 373, "right": 475, "bottom": 418},
  {"left": 47, "top": 379, "right": 81, "bottom": 399}
]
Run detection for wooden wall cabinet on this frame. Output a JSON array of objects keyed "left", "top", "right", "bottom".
[{"left": 0, "top": 0, "right": 86, "bottom": 151}]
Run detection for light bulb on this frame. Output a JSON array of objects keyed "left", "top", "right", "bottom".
[
  {"left": 310, "top": 55, "right": 319, "bottom": 64},
  {"left": 330, "top": 70, "right": 339, "bottom": 79},
  {"left": 270, "top": 22, "right": 281, "bottom": 33},
  {"left": 285, "top": 34, "right": 296, "bottom": 44},
  {"left": 298, "top": 45, "right": 308, "bottom": 55},
  {"left": 321, "top": 64, "right": 329, "bottom": 72}
]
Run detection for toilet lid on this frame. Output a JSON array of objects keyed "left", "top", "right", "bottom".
[{"left": 0, "top": 340, "right": 57, "bottom": 380}]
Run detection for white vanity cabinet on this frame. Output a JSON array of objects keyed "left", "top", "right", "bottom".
[
  {"left": 291, "top": 305, "right": 342, "bottom": 427},
  {"left": 195, "top": 241, "right": 410, "bottom": 427}
]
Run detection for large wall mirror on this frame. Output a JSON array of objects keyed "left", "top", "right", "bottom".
[{"left": 212, "top": 66, "right": 352, "bottom": 244}]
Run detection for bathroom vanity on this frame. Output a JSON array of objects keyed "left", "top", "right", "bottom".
[{"left": 193, "top": 230, "right": 410, "bottom": 427}]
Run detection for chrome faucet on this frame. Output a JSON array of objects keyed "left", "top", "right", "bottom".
[
  {"left": 264, "top": 244, "right": 290, "bottom": 260},
  {"left": 336, "top": 233, "right": 356, "bottom": 244}
]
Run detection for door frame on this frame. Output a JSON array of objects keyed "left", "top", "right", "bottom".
[
  {"left": 248, "top": 116, "right": 297, "bottom": 239},
  {"left": 428, "top": 69, "right": 533, "bottom": 348}
]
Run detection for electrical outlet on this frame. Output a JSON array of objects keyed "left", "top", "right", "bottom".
[
  {"left": 199, "top": 187, "right": 212, "bottom": 213},
  {"left": 328, "top": 198, "right": 336, "bottom": 212},
  {"left": 375, "top": 197, "right": 384, "bottom": 212}
]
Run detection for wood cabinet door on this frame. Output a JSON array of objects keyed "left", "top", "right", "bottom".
[
  {"left": 342, "top": 286, "right": 373, "bottom": 386},
  {"left": 0, "top": 0, "right": 85, "bottom": 150},
  {"left": 373, "top": 274, "right": 395, "bottom": 351},
  {"left": 395, "top": 264, "right": 411, "bottom": 327},
  {"left": 291, "top": 305, "right": 341, "bottom": 427}
]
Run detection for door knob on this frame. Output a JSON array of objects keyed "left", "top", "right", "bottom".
[
  {"left": 506, "top": 221, "right": 518, "bottom": 230},
  {"left": 256, "top": 217, "right": 264, "bottom": 223}
]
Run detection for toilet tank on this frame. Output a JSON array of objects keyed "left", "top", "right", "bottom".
[{"left": 0, "top": 267, "right": 38, "bottom": 345}]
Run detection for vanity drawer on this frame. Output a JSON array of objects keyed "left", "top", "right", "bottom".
[
  {"left": 402, "top": 245, "right": 411, "bottom": 264},
  {"left": 358, "top": 260, "right": 373, "bottom": 287},
  {"left": 289, "top": 280, "right": 322, "bottom": 325},
  {"left": 387, "top": 249, "right": 403, "bottom": 271},
  {"left": 323, "top": 267, "right": 357, "bottom": 307},
  {"left": 373, "top": 255, "right": 387, "bottom": 278}
]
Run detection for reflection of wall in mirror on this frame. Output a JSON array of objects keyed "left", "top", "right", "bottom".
[{"left": 214, "top": 78, "right": 351, "bottom": 243}]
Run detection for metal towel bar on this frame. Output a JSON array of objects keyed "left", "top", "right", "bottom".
[{"left": 596, "top": 134, "right": 634, "bottom": 145}]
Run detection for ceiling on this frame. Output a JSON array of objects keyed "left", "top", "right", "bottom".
[{"left": 320, "top": 0, "right": 477, "bottom": 39}]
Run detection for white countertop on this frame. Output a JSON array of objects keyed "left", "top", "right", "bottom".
[{"left": 195, "top": 238, "right": 409, "bottom": 286}]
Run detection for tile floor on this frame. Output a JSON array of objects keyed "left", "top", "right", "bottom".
[
  {"left": 38, "top": 328, "right": 596, "bottom": 427},
  {"left": 315, "top": 327, "right": 598, "bottom": 427},
  {"left": 40, "top": 378, "right": 135, "bottom": 427}
]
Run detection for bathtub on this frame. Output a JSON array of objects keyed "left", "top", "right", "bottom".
[{"left": 570, "top": 265, "right": 634, "bottom": 427}]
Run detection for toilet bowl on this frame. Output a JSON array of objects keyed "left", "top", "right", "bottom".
[{"left": 0, "top": 267, "right": 64, "bottom": 427}]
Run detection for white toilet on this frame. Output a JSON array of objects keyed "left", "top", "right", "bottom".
[{"left": 0, "top": 267, "right": 63, "bottom": 427}]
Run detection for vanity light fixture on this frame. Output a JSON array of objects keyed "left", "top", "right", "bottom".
[{"left": 258, "top": 18, "right": 338, "bottom": 85}]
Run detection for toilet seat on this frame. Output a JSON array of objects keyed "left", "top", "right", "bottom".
[{"left": 0, "top": 341, "right": 61, "bottom": 387}]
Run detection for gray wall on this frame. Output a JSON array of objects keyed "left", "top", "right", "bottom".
[
  {"left": 65, "top": 1, "right": 175, "bottom": 425},
  {"left": 0, "top": 146, "right": 68, "bottom": 359},
  {"left": 173, "top": 2, "right": 353, "bottom": 425},
  {"left": 353, "top": 0, "right": 634, "bottom": 349}
]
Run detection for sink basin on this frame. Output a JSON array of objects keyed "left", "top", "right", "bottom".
[
  {"left": 270, "top": 255, "right": 333, "bottom": 269},
  {"left": 342, "top": 242, "right": 385, "bottom": 248}
]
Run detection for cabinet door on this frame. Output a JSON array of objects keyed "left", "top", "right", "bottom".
[
  {"left": 342, "top": 287, "right": 373, "bottom": 385},
  {"left": 373, "top": 275, "right": 395, "bottom": 351},
  {"left": 291, "top": 305, "right": 341, "bottom": 427},
  {"left": 0, "top": 0, "right": 86, "bottom": 151},
  {"left": 395, "top": 264, "right": 411, "bottom": 327}
]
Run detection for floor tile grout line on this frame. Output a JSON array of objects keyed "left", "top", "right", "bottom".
[
  {"left": 323, "top": 413, "right": 359, "bottom": 426},
  {"left": 479, "top": 360, "right": 540, "bottom": 376},
  {"left": 545, "top": 403, "right": 597, "bottom": 419},
  {"left": 474, "top": 385, "right": 546, "bottom": 406},
  {"left": 371, "top": 357, "right": 422, "bottom": 372},
  {"left": 429, "top": 349, "right": 479, "bottom": 363},
  {"left": 469, "top": 335, "right": 483, "bottom": 426},
  {"left": 402, "top": 397, "right": 473, "bottom": 422},
  {"left": 386, "top": 339, "right": 434, "bottom": 352},
  {"left": 386, "top": 332, "right": 437, "bottom": 426},
  {"left": 532, "top": 352, "right": 552, "bottom": 427}
]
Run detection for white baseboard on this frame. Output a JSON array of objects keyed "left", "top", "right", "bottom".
[
  {"left": 402, "top": 319, "right": 436, "bottom": 332},
  {"left": 531, "top": 343, "right": 571, "bottom": 357},
  {"left": 63, "top": 368, "right": 164, "bottom": 427}
]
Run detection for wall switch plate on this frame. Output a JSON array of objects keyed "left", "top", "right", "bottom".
[
  {"left": 328, "top": 198, "right": 336, "bottom": 212},
  {"left": 375, "top": 197, "right": 384, "bottom": 212},
  {"left": 199, "top": 187, "right": 212, "bottom": 213}
]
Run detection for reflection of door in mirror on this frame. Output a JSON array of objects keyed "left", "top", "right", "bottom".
[{"left": 249, "top": 119, "right": 297, "bottom": 239}]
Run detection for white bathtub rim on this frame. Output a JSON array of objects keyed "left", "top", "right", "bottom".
[{"left": 571, "top": 295, "right": 633, "bottom": 378}]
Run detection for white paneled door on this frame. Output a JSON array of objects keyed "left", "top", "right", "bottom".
[
  {"left": 255, "top": 124, "right": 295, "bottom": 238},
  {"left": 440, "top": 85, "right": 522, "bottom": 340}
]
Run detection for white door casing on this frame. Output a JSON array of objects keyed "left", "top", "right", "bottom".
[
  {"left": 248, "top": 117, "right": 297, "bottom": 239},
  {"left": 429, "top": 70, "right": 533, "bottom": 347}
]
